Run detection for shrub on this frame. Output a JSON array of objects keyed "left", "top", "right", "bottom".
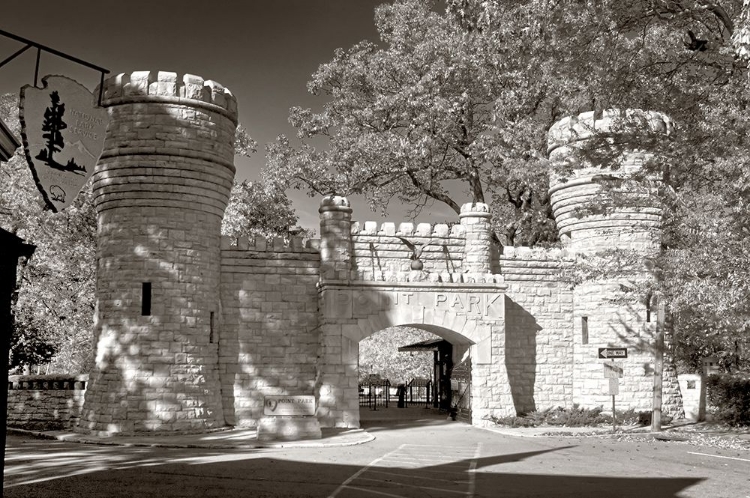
[
  {"left": 706, "top": 375, "right": 750, "bottom": 426},
  {"left": 490, "top": 406, "right": 665, "bottom": 427}
]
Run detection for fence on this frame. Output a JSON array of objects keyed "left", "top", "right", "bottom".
[
  {"left": 359, "top": 380, "right": 393, "bottom": 409},
  {"left": 406, "top": 378, "right": 432, "bottom": 407},
  {"left": 358, "top": 378, "right": 433, "bottom": 409}
]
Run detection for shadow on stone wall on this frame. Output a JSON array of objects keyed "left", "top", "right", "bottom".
[{"left": 504, "top": 296, "right": 541, "bottom": 414}]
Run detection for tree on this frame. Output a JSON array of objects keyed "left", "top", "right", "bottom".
[
  {"left": 516, "top": 0, "right": 750, "bottom": 373},
  {"left": 37, "top": 91, "right": 66, "bottom": 164},
  {"left": 268, "top": 0, "right": 750, "bottom": 371},
  {"left": 221, "top": 179, "right": 311, "bottom": 240},
  {"left": 264, "top": 0, "right": 560, "bottom": 246},
  {"left": 359, "top": 327, "right": 436, "bottom": 384}
]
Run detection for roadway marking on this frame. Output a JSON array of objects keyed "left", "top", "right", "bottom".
[
  {"left": 329, "top": 443, "right": 479, "bottom": 497},
  {"left": 687, "top": 451, "right": 750, "bottom": 463},
  {"left": 328, "top": 444, "right": 407, "bottom": 498}
]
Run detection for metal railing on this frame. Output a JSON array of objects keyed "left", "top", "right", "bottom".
[
  {"left": 406, "top": 378, "right": 432, "bottom": 407},
  {"left": 358, "top": 378, "right": 434, "bottom": 409},
  {"left": 359, "top": 380, "right": 392, "bottom": 409}
]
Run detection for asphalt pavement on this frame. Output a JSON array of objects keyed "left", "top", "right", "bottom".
[{"left": 3, "top": 406, "right": 749, "bottom": 498}]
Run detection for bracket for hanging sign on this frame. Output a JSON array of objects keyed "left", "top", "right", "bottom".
[{"left": 0, "top": 28, "right": 109, "bottom": 106}]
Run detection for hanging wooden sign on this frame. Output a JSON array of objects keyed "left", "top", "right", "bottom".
[{"left": 19, "top": 75, "right": 107, "bottom": 212}]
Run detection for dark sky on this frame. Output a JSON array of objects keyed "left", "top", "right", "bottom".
[{"left": 1, "top": 0, "right": 457, "bottom": 230}]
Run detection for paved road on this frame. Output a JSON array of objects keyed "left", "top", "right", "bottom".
[{"left": 4, "top": 418, "right": 749, "bottom": 497}]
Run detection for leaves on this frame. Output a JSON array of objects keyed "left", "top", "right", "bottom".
[
  {"left": 221, "top": 179, "right": 311, "bottom": 240},
  {"left": 359, "top": 327, "right": 436, "bottom": 384},
  {"left": 265, "top": 0, "right": 560, "bottom": 246}
]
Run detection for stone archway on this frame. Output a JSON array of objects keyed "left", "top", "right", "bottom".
[{"left": 315, "top": 281, "right": 511, "bottom": 428}]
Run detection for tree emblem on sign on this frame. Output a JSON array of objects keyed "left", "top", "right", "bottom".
[{"left": 34, "top": 91, "right": 85, "bottom": 175}]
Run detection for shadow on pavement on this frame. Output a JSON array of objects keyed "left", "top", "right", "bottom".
[{"left": 4, "top": 435, "right": 703, "bottom": 498}]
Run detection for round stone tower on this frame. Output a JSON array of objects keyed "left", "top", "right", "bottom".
[
  {"left": 80, "top": 71, "right": 237, "bottom": 434},
  {"left": 547, "top": 110, "right": 682, "bottom": 416}
]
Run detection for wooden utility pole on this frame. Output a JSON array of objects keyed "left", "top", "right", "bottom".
[{"left": 651, "top": 300, "right": 666, "bottom": 432}]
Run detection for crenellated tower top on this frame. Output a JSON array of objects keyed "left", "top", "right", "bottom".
[
  {"left": 100, "top": 70, "right": 238, "bottom": 124},
  {"left": 547, "top": 109, "right": 671, "bottom": 254}
]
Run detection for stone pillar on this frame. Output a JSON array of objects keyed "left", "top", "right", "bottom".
[
  {"left": 80, "top": 71, "right": 237, "bottom": 434},
  {"left": 547, "top": 109, "right": 683, "bottom": 417},
  {"left": 459, "top": 202, "right": 492, "bottom": 273},
  {"left": 319, "top": 195, "right": 352, "bottom": 280}
]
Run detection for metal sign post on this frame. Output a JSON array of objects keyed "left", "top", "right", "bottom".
[
  {"left": 602, "top": 351, "right": 626, "bottom": 433},
  {"left": 652, "top": 302, "right": 666, "bottom": 432}
]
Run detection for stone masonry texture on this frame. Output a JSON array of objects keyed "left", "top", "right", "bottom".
[
  {"left": 80, "top": 71, "right": 237, "bottom": 434},
  {"left": 55, "top": 77, "right": 687, "bottom": 437}
]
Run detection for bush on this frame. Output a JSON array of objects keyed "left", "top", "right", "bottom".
[
  {"left": 490, "top": 405, "right": 662, "bottom": 427},
  {"left": 706, "top": 375, "right": 750, "bottom": 426}
]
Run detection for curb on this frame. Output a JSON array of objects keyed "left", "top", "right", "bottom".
[{"left": 7, "top": 427, "right": 376, "bottom": 450}]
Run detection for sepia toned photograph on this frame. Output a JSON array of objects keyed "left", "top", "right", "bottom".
[{"left": 0, "top": 1, "right": 748, "bottom": 497}]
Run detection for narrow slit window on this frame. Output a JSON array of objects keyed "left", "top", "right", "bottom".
[
  {"left": 209, "top": 311, "right": 215, "bottom": 343},
  {"left": 141, "top": 282, "right": 151, "bottom": 316},
  {"left": 581, "top": 316, "right": 589, "bottom": 345},
  {"left": 646, "top": 297, "right": 652, "bottom": 323}
]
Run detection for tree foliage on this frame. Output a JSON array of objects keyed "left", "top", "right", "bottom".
[
  {"left": 269, "top": 0, "right": 750, "bottom": 372},
  {"left": 265, "top": 0, "right": 563, "bottom": 245},
  {"left": 358, "top": 326, "right": 436, "bottom": 384},
  {"left": 221, "top": 179, "right": 310, "bottom": 240}
]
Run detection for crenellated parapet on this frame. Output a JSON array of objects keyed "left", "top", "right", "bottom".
[
  {"left": 220, "top": 235, "right": 319, "bottom": 252},
  {"left": 350, "top": 219, "right": 467, "bottom": 280},
  {"left": 93, "top": 71, "right": 237, "bottom": 218},
  {"left": 346, "top": 202, "right": 497, "bottom": 281}
]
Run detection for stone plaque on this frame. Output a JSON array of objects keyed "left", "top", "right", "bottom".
[
  {"left": 263, "top": 395, "right": 316, "bottom": 416},
  {"left": 20, "top": 75, "right": 107, "bottom": 212}
]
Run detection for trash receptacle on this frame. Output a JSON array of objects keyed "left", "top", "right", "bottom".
[{"left": 397, "top": 384, "right": 406, "bottom": 408}]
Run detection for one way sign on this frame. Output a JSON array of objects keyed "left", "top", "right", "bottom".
[{"left": 598, "top": 347, "right": 628, "bottom": 359}]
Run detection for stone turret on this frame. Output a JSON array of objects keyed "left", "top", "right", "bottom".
[
  {"left": 80, "top": 71, "right": 237, "bottom": 434},
  {"left": 459, "top": 202, "right": 492, "bottom": 273},
  {"left": 547, "top": 110, "right": 669, "bottom": 254},
  {"left": 547, "top": 109, "right": 683, "bottom": 417},
  {"left": 319, "top": 195, "right": 353, "bottom": 280}
]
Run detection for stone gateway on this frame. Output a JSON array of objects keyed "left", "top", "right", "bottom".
[{"left": 77, "top": 71, "right": 683, "bottom": 438}]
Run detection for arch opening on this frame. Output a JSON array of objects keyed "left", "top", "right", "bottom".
[{"left": 356, "top": 324, "right": 477, "bottom": 427}]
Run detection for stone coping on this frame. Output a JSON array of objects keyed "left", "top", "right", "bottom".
[{"left": 8, "top": 374, "right": 89, "bottom": 390}]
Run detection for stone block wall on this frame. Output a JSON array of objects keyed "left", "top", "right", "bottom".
[
  {"left": 498, "top": 247, "right": 574, "bottom": 413},
  {"left": 572, "top": 280, "right": 655, "bottom": 411},
  {"left": 7, "top": 375, "right": 88, "bottom": 430},
  {"left": 219, "top": 235, "right": 321, "bottom": 427}
]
